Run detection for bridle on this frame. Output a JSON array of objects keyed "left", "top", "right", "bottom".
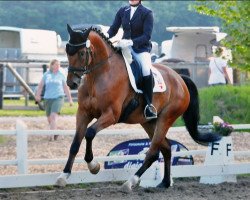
[{"left": 67, "top": 43, "right": 113, "bottom": 79}]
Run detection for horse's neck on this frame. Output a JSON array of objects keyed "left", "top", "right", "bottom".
[{"left": 89, "top": 32, "right": 129, "bottom": 88}]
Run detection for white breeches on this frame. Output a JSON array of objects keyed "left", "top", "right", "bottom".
[{"left": 130, "top": 48, "right": 152, "bottom": 76}]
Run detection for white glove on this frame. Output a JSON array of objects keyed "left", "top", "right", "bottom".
[{"left": 117, "top": 39, "right": 133, "bottom": 48}]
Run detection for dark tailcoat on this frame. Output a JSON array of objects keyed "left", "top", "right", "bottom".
[{"left": 108, "top": 4, "right": 153, "bottom": 53}]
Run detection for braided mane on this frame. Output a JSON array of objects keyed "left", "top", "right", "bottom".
[{"left": 82, "top": 27, "right": 119, "bottom": 52}]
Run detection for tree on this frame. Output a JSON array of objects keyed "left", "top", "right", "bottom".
[
  {"left": 0, "top": 1, "right": 219, "bottom": 44},
  {"left": 192, "top": 1, "right": 250, "bottom": 71}
]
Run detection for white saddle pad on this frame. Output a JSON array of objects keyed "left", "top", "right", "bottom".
[{"left": 122, "top": 51, "right": 166, "bottom": 93}]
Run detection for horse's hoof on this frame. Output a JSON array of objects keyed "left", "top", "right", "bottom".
[
  {"left": 120, "top": 176, "right": 139, "bottom": 193},
  {"left": 55, "top": 173, "right": 70, "bottom": 187},
  {"left": 89, "top": 162, "right": 100, "bottom": 174},
  {"left": 156, "top": 181, "right": 170, "bottom": 188},
  {"left": 56, "top": 177, "right": 67, "bottom": 187},
  {"left": 120, "top": 181, "right": 132, "bottom": 193}
]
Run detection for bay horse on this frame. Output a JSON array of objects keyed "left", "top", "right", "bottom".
[{"left": 56, "top": 25, "right": 221, "bottom": 191}]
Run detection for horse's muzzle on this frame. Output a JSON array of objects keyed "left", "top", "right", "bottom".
[{"left": 67, "top": 80, "right": 78, "bottom": 90}]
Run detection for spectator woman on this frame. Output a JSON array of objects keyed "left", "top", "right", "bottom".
[
  {"left": 208, "top": 47, "right": 232, "bottom": 86},
  {"left": 35, "top": 59, "right": 73, "bottom": 141}
]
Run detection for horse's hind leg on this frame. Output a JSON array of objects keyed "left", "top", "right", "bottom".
[
  {"left": 121, "top": 120, "right": 157, "bottom": 192},
  {"left": 121, "top": 114, "right": 177, "bottom": 192},
  {"left": 158, "top": 138, "right": 172, "bottom": 188}
]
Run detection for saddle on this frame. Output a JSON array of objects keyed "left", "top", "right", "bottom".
[{"left": 121, "top": 49, "right": 166, "bottom": 93}]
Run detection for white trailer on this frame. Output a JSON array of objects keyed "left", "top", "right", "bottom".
[
  {"left": 0, "top": 26, "right": 63, "bottom": 96},
  {"left": 155, "top": 26, "right": 232, "bottom": 88},
  {"left": 0, "top": 26, "right": 61, "bottom": 61},
  {"left": 162, "top": 26, "right": 228, "bottom": 62}
]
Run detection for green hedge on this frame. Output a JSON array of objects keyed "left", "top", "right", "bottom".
[{"left": 199, "top": 85, "right": 250, "bottom": 124}]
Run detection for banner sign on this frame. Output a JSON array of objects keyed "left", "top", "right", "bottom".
[{"left": 104, "top": 138, "right": 194, "bottom": 169}]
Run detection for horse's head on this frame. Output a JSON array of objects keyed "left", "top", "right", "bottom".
[{"left": 66, "top": 24, "right": 92, "bottom": 89}]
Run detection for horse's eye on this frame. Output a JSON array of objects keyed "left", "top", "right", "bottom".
[{"left": 79, "top": 51, "right": 85, "bottom": 57}]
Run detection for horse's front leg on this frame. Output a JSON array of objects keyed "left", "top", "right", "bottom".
[
  {"left": 84, "top": 109, "right": 117, "bottom": 174},
  {"left": 56, "top": 114, "right": 92, "bottom": 187},
  {"left": 84, "top": 125, "right": 101, "bottom": 174}
]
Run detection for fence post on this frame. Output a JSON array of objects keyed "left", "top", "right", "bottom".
[
  {"left": 0, "top": 64, "right": 3, "bottom": 109},
  {"left": 16, "top": 120, "right": 28, "bottom": 174},
  {"left": 200, "top": 116, "right": 236, "bottom": 184}
]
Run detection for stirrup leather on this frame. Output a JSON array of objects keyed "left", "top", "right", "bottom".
[{"left": 144, "top": 104, "right": 157, "bottom": 119}]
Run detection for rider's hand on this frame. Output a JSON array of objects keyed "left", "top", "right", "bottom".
[{"left": 117, "top": 39, "right": 133, "bottom": 49}]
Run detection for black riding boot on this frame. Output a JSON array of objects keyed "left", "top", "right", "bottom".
[{"left": 142, "top": 74, "right": 157, "bottom": 119}]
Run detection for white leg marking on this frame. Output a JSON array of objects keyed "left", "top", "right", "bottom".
[
  {"left": 87, "top": 160, "right": 100, "bottom": 174},
  {"left": 121, "top": 175, "right": 140, "bottom": 193},
  {"left": 170, "top": 175, "right": 174, "bottom": 187},
  {"left": 87, "top": 160, "right": 98, "bottom": 171},
  {"left": 55, "top": 172, "right": 70, "bottom": 187}
]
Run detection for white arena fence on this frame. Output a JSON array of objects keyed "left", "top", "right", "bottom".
[{"left": 0, "top": 119, "right": 250, "bottom": 189}]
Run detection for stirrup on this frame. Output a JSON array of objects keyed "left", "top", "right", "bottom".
[{"left": 144, "top": 104, "right": 157, "bottom": 120}]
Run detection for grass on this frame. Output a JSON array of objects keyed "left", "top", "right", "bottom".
[
  {"left": 199, "top": 85, "right": 250, "bottom": 124},
  {"left": 0, "top": 99, "right": 78, "bottom": 116},
  {"left": 172, "top": 85, "right": 250, "bottom": 127}
]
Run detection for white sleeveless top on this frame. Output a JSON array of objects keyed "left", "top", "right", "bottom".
[{"left": 208, "top": 57, "right": 227, "bottom": 85}]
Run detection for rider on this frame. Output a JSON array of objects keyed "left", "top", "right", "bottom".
[{"left": 107, "top": 0, "right": 157, "bottom": 119}]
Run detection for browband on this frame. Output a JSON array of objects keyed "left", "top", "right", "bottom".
[{"left": 68, "top": 42, "right": 86, "bottom": 47}]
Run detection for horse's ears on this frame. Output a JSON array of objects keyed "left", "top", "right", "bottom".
[{"left": 67, "top": 24, "right": 73, "bottom": 34}]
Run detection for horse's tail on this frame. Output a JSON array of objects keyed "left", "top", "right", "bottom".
[{"left": 181, "top": 75, "right": 221, "bottom": 145}]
